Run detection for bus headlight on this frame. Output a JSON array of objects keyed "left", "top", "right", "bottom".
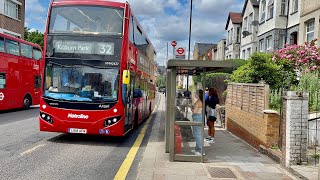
[
  {"left": 104, "top": 116, "right": 122, "bottom": 127},
  {"left": 40, "top": 112, "right": 53, "bottom": 124}
]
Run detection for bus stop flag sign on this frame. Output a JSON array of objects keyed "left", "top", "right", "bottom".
[{"left": 175, "top": 47, "right": 185, "bottom": 59}]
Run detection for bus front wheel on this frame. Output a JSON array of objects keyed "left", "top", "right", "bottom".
[{"left": 23, "top": 95, "right": 32, "bottom": 109}]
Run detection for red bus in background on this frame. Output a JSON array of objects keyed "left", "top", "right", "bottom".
[
  {"left": 0, "top": 33, "right": 42, "bottom": 111},
  {"left": 40, "top": 0, "right": 156, "bottom": 136}
]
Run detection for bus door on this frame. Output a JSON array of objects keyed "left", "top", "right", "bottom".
[{"left": 124, "top": 72, "right": 134, "bottom": 132}]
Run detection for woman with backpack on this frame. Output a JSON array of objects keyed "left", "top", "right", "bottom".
[{"left": 205, "top": 88, "right": 219, "bottom": 143}]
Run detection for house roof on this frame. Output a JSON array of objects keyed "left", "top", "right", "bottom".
[
  {"left": 196, "top": 43, "right": 217, "bottom": 56},
  {"left": 225, "top": 12, "right": 242, "bottom": 30},
  {"left": 242, "top": 0, "right": 259, "bottom": 16}
]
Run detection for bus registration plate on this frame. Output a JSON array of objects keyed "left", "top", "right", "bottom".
[{"left": 68, "top": 128, "right": 87, "bottom": 134}]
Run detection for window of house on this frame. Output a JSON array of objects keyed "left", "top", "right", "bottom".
[
  {"left": 306, "top": 20, "right": 315, "bottom": 43},
  {"left": 279, "top": 33, "right": 286, "bottom": 48},
  {"left": 227, "top": 30, "right": 230, "bottom": 44},
  {"left": 280, "top": 0, "right": 286, "bottom": 15},
  {"left": 243, "top": 17, "right": 248, "bottom": 31},
  {"left": 0, "top": 37, "right": 4, "bottom": 52},
  {"left": 6, "top": 39, "right": 20, "bottom": 56},
  {"left": 4, "top": 0, "right": 19, "bottom": 20},
  {"left": 247, "top": 48, "right": 251, "bottom": 59},
  {"left": 267, "top": 2, "right": 274, "bottom": 19},
  {"left": 236, "top": 27, "right": 241, "bottom": 43},
  {"left": 260, "top": 0, "right": 266, "bottom": 22},
  {"left": 242, "top": 50, "right": 246, "bottom": 59},
  {"left": 21, "top": 43, "right": 33, "bottom": 58},
  {"left": 34, "top": 76, "right": 41, "bottom": 88},
  {"left": 266, "top": 36, "right": 273, "bottom": 51},
  {"left": 230, "top": 28, "right": 233, "bottom": 43},
  {"left": 259, "top": 39, "right": 264, "bottom": 52},
  {"left": 292, "top": 0, "right": 298, "bottom": 12},
  {"left": 0, "top": 73, "right": 6, "bottom": 89},
  {"left": 248, "top": 13, "right": 253, "bottom": 33},
  {"left": 33, "top": 48, "right": 42, "bottom": 60}
]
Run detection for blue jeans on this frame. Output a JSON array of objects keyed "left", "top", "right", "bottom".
[{"left": 192, "top": 113, "right": 203, "bottom": 153}]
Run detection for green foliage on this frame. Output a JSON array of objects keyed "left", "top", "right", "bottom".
[
  {"left": 24, "top": 27, "right": 44, "bottom": 48},
  {"left": 297, "top": 72, "right": 320, "bottom": 112},
  {"left": 156, "top": 75, "right": 166, "bottom": 88},
  {"left": 269, "top": 89, "right": 282, "bottom": 111},
  {"left": 229, "top": 52, "right": 297, "bottom": 90},
  {"left": 214, "top": 59, "right": 248, "bottom": 74}
]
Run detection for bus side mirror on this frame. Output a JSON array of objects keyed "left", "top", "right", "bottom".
[{"left": 123, "top": 70, "right": 130, "bottom": 85}]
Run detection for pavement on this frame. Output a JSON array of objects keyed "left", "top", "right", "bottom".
[{"left": 136, "top": 93, "right": 299, "bottom": 180}]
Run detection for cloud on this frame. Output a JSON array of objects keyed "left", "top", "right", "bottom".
[
  {"left": 25, "top": 0, "right": 45, "bottom": 14},
  {"left": 25, "top": 0, "right": 46, "bottom": 32}
]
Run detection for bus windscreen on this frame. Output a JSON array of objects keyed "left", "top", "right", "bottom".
[{"left": 49, "top": 6, "right": 124, "bottom": 36}]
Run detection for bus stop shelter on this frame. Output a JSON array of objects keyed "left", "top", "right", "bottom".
[{"left": 165, "top": 59, "right": 239, "bottom": 162}]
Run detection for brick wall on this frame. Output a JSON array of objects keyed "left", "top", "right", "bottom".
[
  {"left": 226, "top": 83, "right": 280, "bottom": 149},
  {"left": 226, "top": 105, "right": 280, "bottom": 149},
  {"left": 0, "top": 0, "right": 25, "bottom": 38}
]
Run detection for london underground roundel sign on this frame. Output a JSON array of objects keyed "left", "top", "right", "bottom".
[{"left": 177, "top": 47, "right": 185, "bottom": 55}]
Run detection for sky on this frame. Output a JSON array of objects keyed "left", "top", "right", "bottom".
[{"left": 25, "top": 0, "right": 244, "bottom": 66}]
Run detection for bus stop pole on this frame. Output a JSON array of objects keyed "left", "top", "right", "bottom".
[
  {"left": 169, "top": 67, "right": 177, "bottom": 161},
  {"left": 165, "top": 69, "right": 172, "bottom": 153}
]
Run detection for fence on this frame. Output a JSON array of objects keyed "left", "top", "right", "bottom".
[
  {"left": 226, "top": 83, "right": 270, "bottom": 117},
  {"left": 226, "top": 83, "right": 280, "bottom": 149}
]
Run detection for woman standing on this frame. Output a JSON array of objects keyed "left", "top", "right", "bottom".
[
  {"left": 192, "top": 90, "right": 205, "bottom": 155},
  {"left": 205, "top": 88, "right": 219, "bottom": 143}
]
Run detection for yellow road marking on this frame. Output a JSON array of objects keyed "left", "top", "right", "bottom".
[
  {"left": 114, "top": 96, "right": 160, "bottom": 180},
  {"left": 20, "top": 144, "right": 45, "bottom": 156}
]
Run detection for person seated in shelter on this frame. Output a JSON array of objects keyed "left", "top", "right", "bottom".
[{"left": 64, "top": 75, "right": 81, "bottom": 89}]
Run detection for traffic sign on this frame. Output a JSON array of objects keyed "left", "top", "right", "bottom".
[
  {"left": 171, "top": 41, "right": 177, "bottom": 47},
  {"left": 177, "top": 47, "right": 185, "bottom": 55},
  {"left": 175, "top": 47, "right": 186, "bottom": 59}
]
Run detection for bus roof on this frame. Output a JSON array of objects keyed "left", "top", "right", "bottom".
[
  {"left": 0, "top": 32, "right": 42, "bottom": 50},
  {"left": 52, "top": 0, "right": 126, "bottom": 8}
]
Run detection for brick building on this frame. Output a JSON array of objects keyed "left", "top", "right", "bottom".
[{"left": 0, "top": 0, "right": 25, "bottom": 38}]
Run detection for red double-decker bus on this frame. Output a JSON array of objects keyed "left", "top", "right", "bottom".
[
  {"left": 0, "top": 33, "right": 42, "bottom": 111},
  {"left": 40, "top": 0, "right": 157, "bottom": 136}
]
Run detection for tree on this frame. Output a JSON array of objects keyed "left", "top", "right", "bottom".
[
  {"left": 273, "top": 39, "right": 320, "bottom": 73},
  {"left": 24, "top": 27, "right": 44, "bottom": 48},
  {"left": 156, "top": 75, "right": 166, "bottom": 88},
  {"left": 229, "top": 52, "right": 295, "bottom": 90}
]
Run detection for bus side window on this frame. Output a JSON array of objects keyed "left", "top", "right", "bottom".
[
  {"left": 6, "top": 39, "right": 20, "bottom": 56},
  {"left": 129, "top": 16, "right": 134, "bottom": 44},
  {"left": 0, "top": 37, "right": 4, "bottom": 52},
  {"left": 33, "top": 48, "right": 42, "bottom": 60},
  {"left": 34, "top": 76, "right": 41, "bottom": 88},
  {"left": 21, "top": 43, "right": 33, "bottom": 58},
  {"left": 0, "top": 73, "right": 5, "bottom": 89}
]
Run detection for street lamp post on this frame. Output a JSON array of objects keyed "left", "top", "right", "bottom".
[{"left": 186, "top": 0, "right": 193, "bottom": 93}]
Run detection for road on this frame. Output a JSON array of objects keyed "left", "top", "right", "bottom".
[{"left": 0, "top": 105, "right": 158, "bottom": 180}]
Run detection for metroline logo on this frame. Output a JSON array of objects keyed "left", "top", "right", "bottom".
[{"left": 67, "top": 113, "right": 89, "bottom": 119}]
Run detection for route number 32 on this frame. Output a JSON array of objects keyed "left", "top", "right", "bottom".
[{"left": 99, "top": 44, "right": 113, "bottom": 55}]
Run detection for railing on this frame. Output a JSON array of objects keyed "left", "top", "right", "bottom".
[{"left": 307, "top": 116, "right": 320, "bottom": 166}]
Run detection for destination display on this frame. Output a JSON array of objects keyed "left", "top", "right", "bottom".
[{"left": 53, "top": 40, "right": 115, "bottom": 55}]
